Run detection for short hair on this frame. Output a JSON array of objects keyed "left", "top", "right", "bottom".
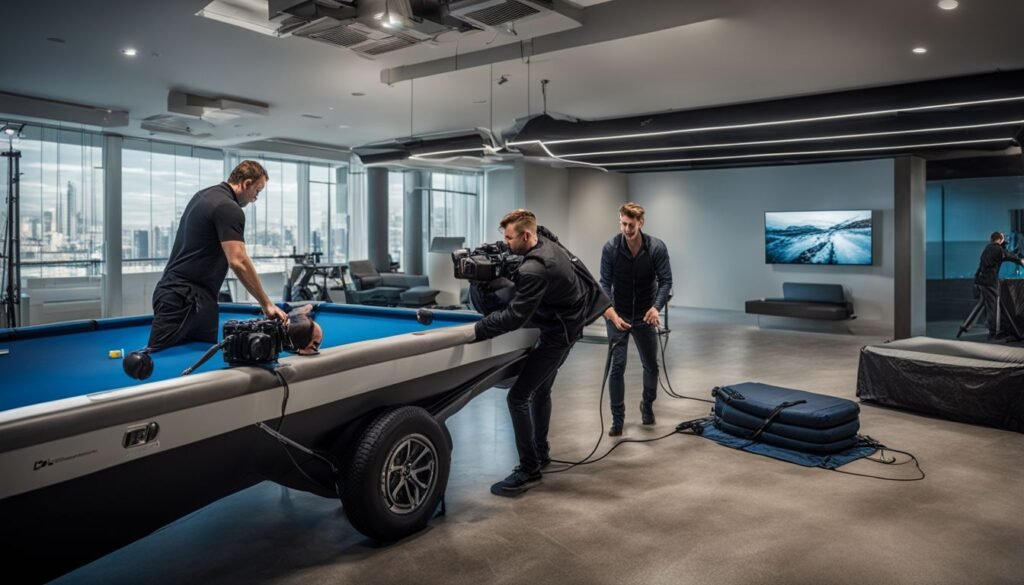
[
  {"left": 619, "top": 202, "right": 645, "bottom": 220},
  {"left": 991, "top": 231, "right": 1005, "bottom": 243},
  {"left": 228, "top": 160, "right": 268, "bottom": 185},
  {"left": 499, "top": 209, "right": 537, "bottom": 234}
]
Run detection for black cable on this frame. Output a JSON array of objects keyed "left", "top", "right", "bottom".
[
  {"left": 253, "top": 366, "right": 342, "bottom": 498},
  {"left": 656, "top": 327, "right": 713, "bottom": 404},
  {"left": 829, "top": 435, "right": 925, "bottom": 481}
]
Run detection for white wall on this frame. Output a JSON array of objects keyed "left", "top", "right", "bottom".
[
  {"left": 566, "top": 168, "right": 628, "bottom": 276},
  {"left": 523, "top": 162, "right": 570, "bottom": 237},
  {"left": 483, "top": 167, "right": 521, "bottom": 245},
  {"left": 630, "top": 159, "right": 896, "bottom": 324}
]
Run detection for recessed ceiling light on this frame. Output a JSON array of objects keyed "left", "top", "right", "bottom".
[
  {"left": 938, "top": 0, "right": 958, "bottom": 10},
  {"left": 338, "top": 124, "right": 350, "bottom": 129},
  {"left": 121, "top": 47, "right": 138, "bottom": 57},
  {"left": 328, "top": 106, "right": 335, "bottom": 111},
  {"left": 912, "top": 47, "right": 928, "bottom": 54},
  {"left": 351, "top": 92, "right": 365, "bottom": 97}
]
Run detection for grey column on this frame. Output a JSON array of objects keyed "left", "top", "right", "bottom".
[
  {"left": 403, "top": 171, "right": 426, "bottom": 275},
  {"left": 894, "top": 156, "right": 927, "bottom": 339},
  {"left": 101, "top": 135, "right": 122, "bottom": 317},
  {"left": 297, "top": 163, "right": 309, "bottom": 255},
  {"left": 367, "top": 166, "right": 389, "bottom": 271},
  {"left": 102, "top": 134, "right": 123, "bottom": 318}
]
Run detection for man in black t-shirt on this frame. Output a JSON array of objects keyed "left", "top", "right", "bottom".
[
  {"left": 147, "top": 160, "right": 288, "bottom": 351},
  {"left": 974, "top": 231, "right": 1024, "bottom": 339}
]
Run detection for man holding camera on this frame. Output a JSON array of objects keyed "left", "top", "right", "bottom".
[
  {"left": 147, "top": 160, "right": 289, "bottom": 351},
  {"left": 600, "top": 202, "right": 673, "bottom": 436},
  {"left": 473, "top": 209, "right": 609, "bottom": 496},
  {"left": 974, "top": 231, "right": 1024, "bottom": 339}
]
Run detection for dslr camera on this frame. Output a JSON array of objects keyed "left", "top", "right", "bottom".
[
  {"left": 222, "top": 318, "right": 286, "bottom": 367},
  {"left": 451, "top": 241, "right": 524, "bottom": 281}
]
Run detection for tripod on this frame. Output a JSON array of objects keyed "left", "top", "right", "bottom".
[{"left": 956, "top": 284, "right": 1024, "bottom": 340}]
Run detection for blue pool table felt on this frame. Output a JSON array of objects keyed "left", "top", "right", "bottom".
[{"left": 0, "top": 304, "right": 479, "bottom": 412}]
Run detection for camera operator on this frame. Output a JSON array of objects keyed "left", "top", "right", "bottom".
[
  {"left": 473, "top": 210, "right": 609, "bottom": 496},
  {"left": 600, "top": 203, "right": 673, "bottom": 436},
  {"left": 974, "top": 231, "right": 1024, "bottom": 339}
]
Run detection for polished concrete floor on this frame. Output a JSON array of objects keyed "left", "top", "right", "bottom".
[{"left": 56, "top": 309, "right": 1024, "bottom": 585}]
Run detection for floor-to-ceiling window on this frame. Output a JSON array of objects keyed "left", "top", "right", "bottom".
[
  {"left": 121, "top": 139, "right": 222, "bottom": 273},
  {"left": 8, "top": 124, "right": 105, "bottom": 278},
  {"left": 388, "top": 171, "right": 405, "bottom": 269},
  {"left": 429, "top": 171, "right": 481, "bottom": 250}
]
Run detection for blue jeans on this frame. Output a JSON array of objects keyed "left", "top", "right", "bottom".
[{"left": 606, "top": 320, "right": 659, "bottom": 427}]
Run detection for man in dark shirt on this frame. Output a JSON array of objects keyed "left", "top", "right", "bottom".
[
  {"left": 475, "top": 210, "right": 609, "bottom": 496},
  {"left": 974, "top": 231, "right": 1024, "bottom": 339},
  {"left": 600, "top": 202, "right": 673, "bottom": 436},
  {"left": 147, "top": 160, "right": 288, "bottom": 351}
]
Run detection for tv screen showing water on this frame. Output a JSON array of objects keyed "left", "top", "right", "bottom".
[{"left": 765, "top": 210, "right": 873, "bottom": 265}]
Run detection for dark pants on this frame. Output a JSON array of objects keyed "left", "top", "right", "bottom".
[
  {"left": 147, "top": 283, "right": 218, "bottom": 351},
  {"left": 978, "top": 283, "right": 1000, "bottom": 335},
  {"left": 606, "top": 320, "right": 659, "bottom": 427},
  {"left": 506, "top": 336, "right": 575, "bottom": 473}
]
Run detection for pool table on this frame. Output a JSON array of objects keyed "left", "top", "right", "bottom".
[{"left": 0, "top": 303, "right": 537, "bottom": 584}]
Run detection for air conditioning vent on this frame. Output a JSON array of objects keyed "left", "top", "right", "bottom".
[
  {"left": 309, "top": 23, "right": 369, "bottom": 47},
  {"left": 464, "top": 1, "right": 540, "bottom": 26}
]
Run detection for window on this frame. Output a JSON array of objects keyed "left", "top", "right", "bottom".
[
  {"left": 10, "top": 125, "right": 104, "bottom": 278},
  {"left": 429, "top": 171, "right": 481, "bottom": 250},
  {"left": 235, "top": 157, "right": 299, "bottom": 273},
  {"left": 388, "top": 171, "right": 405, "bottom": 268},
  {"left": 309, "top": 163, "right": 349, "bottom": 263},
  {"left": 122, "top": 139, "right": 222, "bottom": 273}
]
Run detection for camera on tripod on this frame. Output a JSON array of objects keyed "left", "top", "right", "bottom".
[
  {"left": 451, "top": 241, "right": 523, "bottom": 281},
  {"left": 222, "top": 318, "right": 286, "bottom": 367}
]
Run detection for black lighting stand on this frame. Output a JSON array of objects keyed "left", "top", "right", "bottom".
[{"left": 1, "top": 141, "right": 21, "bottom": 329}]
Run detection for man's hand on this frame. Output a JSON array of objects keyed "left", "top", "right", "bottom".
[
  {"left": 643, "top": 306, "right": 661, "bottom": 327},
  {"left": 263, "top": 303, "right": 289, "bottom": 324},
  {"left": 604, "top": 306, "right": 631, "bottom": 331}
]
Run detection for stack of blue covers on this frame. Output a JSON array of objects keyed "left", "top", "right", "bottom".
[{"left": 713, "top": 382, "right": 861, "bottom": 455}]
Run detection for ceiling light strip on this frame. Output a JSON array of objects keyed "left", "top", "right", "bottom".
[
  {"left": 507, "top": 95, "right": 1024, "bottom": 147},
  {"left": 553, "top": 119, "right": 1024, "bottom": 158},
  {"left": 580, "top": 138, "right": 1012, "bottom": 167}
]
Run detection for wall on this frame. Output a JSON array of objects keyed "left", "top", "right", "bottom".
[
  {"left": 483, "top": 166, "right": 521, "bottom": 244},
  {"left": 629, "top": 159, "right": 896, "bottom": 324},
  {"left": 566, "top": 168, "right": 628, "bottom": 276}
]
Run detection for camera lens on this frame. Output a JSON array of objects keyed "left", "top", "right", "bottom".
[{"left": 248, "top": 333, "right": 272, "bottom": 360}]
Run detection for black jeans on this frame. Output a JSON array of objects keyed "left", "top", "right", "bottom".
[
  {"left": 978, "top": 283, "right": 1000, "bottom": 334},
  {"left": 606, "top": 320, "right": 659, "bottom": 427},
  {"left": 147, "top": 283, "right": 218, "bottom": 351},
  {"left": 506, "top": 335, "right": 575, "bottom": 473}
]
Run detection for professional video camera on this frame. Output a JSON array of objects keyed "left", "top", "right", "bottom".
[
  {"left": 222, "top": 318, "right": 286, "bottom": 367},
  {"left": 451, "top": 241, "right": 523, "bottom": 281}
]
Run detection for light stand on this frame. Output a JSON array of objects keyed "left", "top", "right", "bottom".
[{"left": 1, "top": 123, "right": 24, "bottom": 328}]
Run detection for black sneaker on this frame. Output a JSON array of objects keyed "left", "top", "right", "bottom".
[
  {"left": 490, "top": 467, "right": 542, "bottom": 497},
  {"left": 539, "top": 457, "right": 552, "bottom": 469},
  {"left": 640, "top": 401, "right": 655, "bottom": 425},
  {"left": 608, "top": 426, "right": 623, "bottom": 437}
]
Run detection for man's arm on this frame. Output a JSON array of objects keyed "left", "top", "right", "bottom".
[
  {"left": 652, "top": 240, "right": 673, "bottom": 311},
  {"left": 473, "top": 270, "right": 547, "bottom": 341},
  {"left": 221, "top": 241, "right": 288, "bottom": 322}
]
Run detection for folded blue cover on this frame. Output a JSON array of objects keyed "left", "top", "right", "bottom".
[
  {"left": 714, "top": 382, "right": 859, "bottom": 429},
  {"left": 714, "top": 417, "right": 860, "bottom": 455},
  {"left": 714, "top": 401, "right": 860, "bottom": 444}
]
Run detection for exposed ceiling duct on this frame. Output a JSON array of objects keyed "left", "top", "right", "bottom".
[
  {"left": 353, "top": 127, "right": 505, "bottom": 165},
  {"left": 168, "top": 90, "right": 270, "bottom": 123},
  {"left": 506, "top": 69, "right": 1024, "bottom": 173}
]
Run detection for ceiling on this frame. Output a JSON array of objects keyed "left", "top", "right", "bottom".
[{"left": 2, "top": 0, "right": 1024, "bottom": 159}]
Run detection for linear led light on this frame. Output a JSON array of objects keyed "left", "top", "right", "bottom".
[
  {"left": 581, "top": 137, "right": 1012, "bottom": 168},
  {"left": 409, "top": 146, "right": 498, "bottom": 159},
  {"left": 553, "top": 119, "right": 1024, "bottom": 158},
  {"left": 507, "top": 95, "right": 1024, "bottom": 147}
]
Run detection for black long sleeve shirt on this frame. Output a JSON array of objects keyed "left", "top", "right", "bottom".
[{"left": 975, "top": 242, "right": 1024, "bottom": 286}]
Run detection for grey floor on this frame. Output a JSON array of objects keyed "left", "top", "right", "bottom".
[{"left": 55, "top": 309, "right": 1024, "bottom": 585}]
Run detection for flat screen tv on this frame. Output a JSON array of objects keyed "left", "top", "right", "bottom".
[{"left": 765, "top": 210, "right": 873, "bottom": 265}]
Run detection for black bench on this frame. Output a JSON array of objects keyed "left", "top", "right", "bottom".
[{"left": 745, "top": 282, "right": 855, "bottom": 321}]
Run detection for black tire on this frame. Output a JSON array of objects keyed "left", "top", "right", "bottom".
[{"left": 341, "top": 406, "right": 450, "bottom": 542}]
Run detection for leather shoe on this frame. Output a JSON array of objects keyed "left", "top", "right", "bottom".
[{"left": 608, "top": 426, "right": 623, "bottom": 437}]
